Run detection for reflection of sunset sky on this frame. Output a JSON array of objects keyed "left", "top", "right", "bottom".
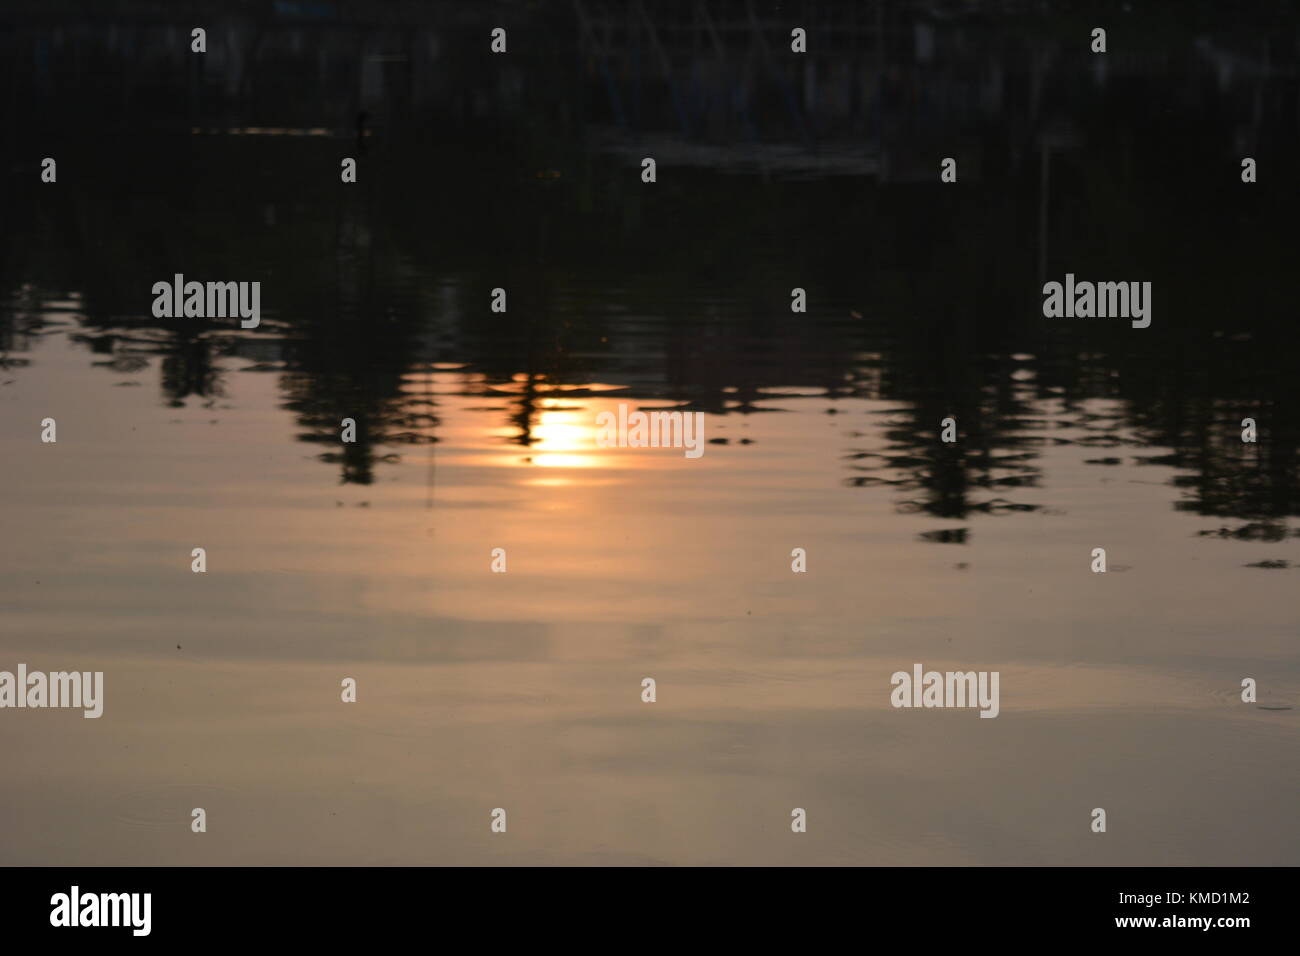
[
  {"left": 4, "top": 0, "right": 1300, "bottom": 867},
  {"left": 3, "top": 335, "right": 1298, "bottom": 867},
  {"left": 6, "top": 329, "right": 1300, "bottom": 644}
]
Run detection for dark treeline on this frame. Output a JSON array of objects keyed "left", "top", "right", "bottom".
[{"left": 2, "top": 0, "right": 1298, "bottom": 524}]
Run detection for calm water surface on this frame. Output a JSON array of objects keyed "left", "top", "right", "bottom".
[{"left": 1, "top": 0, "right": 1298, "bottom": 865}]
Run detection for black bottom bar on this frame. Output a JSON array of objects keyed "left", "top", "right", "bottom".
[{"left": 2, "top": 866, "right": 1283, "bottom": 942}]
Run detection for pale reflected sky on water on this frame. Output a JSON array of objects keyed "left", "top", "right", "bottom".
[{"left": 1, "top": 1, "right": 1298, "bottom": 865}]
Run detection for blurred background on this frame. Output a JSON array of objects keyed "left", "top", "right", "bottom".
[{"left": 1, "top": 0, "right": 1297, "bottom": 866}]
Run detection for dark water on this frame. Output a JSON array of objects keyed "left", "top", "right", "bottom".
[{"left": 1, "top": 0, "right": 1297, "bottom": 865}]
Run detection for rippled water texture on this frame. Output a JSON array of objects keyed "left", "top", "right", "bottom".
[{"left": 1, "top": 1, "right": 1297, "bottom": 865}]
